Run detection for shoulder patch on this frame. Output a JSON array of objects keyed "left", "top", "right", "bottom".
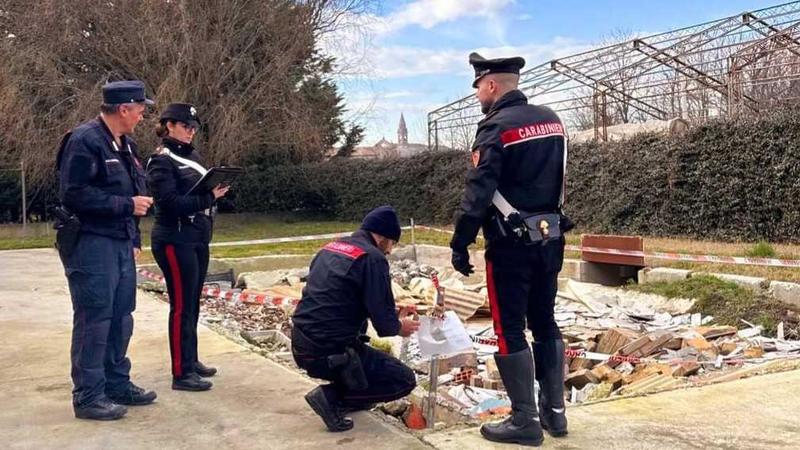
[
  {"left": 323, "top": 241, "right": 366, "bottom": 259},
  {"left": 471, "top": 150, "right": 481, "bottom": 168},
  {"left": 501, "top": 122, "right": 564, "bottom": 148}
]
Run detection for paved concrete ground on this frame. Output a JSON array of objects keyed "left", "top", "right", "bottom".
[
  {"left": 3, "top": 248, "right": 800, "bottom": 450},
  {"left": 0, "top": 249, "right": 427, "bottom": 450},
  {"left": 425, "top": 368, "right": 800, "bottom": 449}
]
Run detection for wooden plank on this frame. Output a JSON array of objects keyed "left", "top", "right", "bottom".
[{"left": 581, "top": 234, "right": 645, "bottom": 266}]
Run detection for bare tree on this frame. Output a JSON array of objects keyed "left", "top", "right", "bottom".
[{"left": 0, "top": 0, "right": 377, "bottom": 218}]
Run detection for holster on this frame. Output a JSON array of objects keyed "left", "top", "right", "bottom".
[
  {"left": 492, "top": 211, "right": 573, "bottom": 246},
  {"left": 53, "top": 206, "right": 81, "bottom": 257},
  {"left": 522, "top": 212, "right": 562, "bottom": 244},
  {"left": 292, "top": 326, "right": 369, "bottom": 391},
  {"left": 327, "top": 346, "right": 368, "bottom": 391}
]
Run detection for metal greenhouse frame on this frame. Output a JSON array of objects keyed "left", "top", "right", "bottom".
[{"left": 427, "top": 1, "right": 800, "bottom": 149}]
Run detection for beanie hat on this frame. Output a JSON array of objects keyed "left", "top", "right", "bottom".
[{"left": 360, "top": 205, "right": 402, "bottom": 242}]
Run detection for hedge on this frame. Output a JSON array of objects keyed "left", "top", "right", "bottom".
[
  {"left": 6, "top": 106, "right": 800, "bottom": 243},
  {"left": 567, "top": 107, "right": 800, "bottom": 242},
  {"left": 230, "top": 106, "right": 800, "bottom": 242},
  {"left": 230, "top": 151, "right": 469, "bottom": 224}
]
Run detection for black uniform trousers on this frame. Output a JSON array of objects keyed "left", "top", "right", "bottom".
[
  {"left": 152, "top": 241, "right": 209, "bottom": 378},
  {"left": 62, "top": 233, "right": 137, "bottom": 407},
  {"left": 292, "top": 329, "right": 416, "bottom": 408},
  {"left": 485, "top": 237, "right": 565, "bottom": 355}
]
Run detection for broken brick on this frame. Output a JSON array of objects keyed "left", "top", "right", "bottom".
[
  {"left": 716, "top": 341, "right": 739, "bottom": 355},
  {"left": 485, "top": 357, "right": 502, "bottom": 380},
  {"left": 469, "top": 375, "right": 483, "bottom": 388},
  {"left": 664, "top": 336, "right": 684, "bottom": 350},
  {"left": 683, "top": 334, "right": 714, "bottom": 352},
  {"left": 565, "top": 369, "right": 599, "bottom": 389},
  {"left": 597, "top": 328, "right": 640, "bottom": 354},
  {"left": 744, "top": 346, "right": 765, "bottom": 359},
  {"left": 590, "top": 364, "right": 624, "bottom": 389},
  {"left": 698, "top": 326, "right": 738, "bottom": 340},
  {"left": 672, "top": 361, "right": 701, "bottom": 377},
  {"left": 569, "top": 342, "right": 597, "bottom": 371}
]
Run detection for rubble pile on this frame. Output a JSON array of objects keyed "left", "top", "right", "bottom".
[
  {"left": 144, "top": 257, "right": 800, "bottom": 428},
  {"left": 390, "top": 260, "right": 489, "bottom": 320},
  {"left": 383, "top": 263, "right": 800, "bottom": 424},
  {"left": 200, "top": 296, "right": 291, "bottom": 334}
]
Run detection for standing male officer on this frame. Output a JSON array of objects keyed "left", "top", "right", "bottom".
[
  {"left": 449, "top": 53, "right": 571, "bottom": 446},
  {"left": 292, "top": 206, "right": 419, "bottom": 432},
  {"left": 57, "top": 80, "right": 158, "bottom": 420}
]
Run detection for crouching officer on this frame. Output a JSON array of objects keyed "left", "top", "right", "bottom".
[
  {"left": 56, "top": 80, "right": 157, "bottom": 420},
  {"left": 292, "top": 206, "right": 420, "bottom": 432},
  {"left": 450, "top": 54, "right": 572, "bottom": 446}
]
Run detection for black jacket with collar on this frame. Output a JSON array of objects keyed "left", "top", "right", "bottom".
[
  {"left": 451, "top": 89, "right": 567, "bottom": 249},
  {"left": 57, "top": 117, "right": 146, "bottom": 247},
  {"left": 146, "top": 137, "right": 216, "bottom": 244},
  {"left": 292, "top": 230, "right": 401, "bottom": 351}
]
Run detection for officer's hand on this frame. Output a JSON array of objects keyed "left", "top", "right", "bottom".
[
  {"left": 451, "top": 248, "right": 474, "bottom": 276},
  {"left": 399, "top": 317, "right": 420, "bottom": 337},
  {"left": 132, "top": 196, "right": 154, "bottom": 216},
  {"left": 212, "top": 184, "right": 230, "bottom": 199},
  {"left": 397, "top": 304, "right": 417, "bottom": 317}
]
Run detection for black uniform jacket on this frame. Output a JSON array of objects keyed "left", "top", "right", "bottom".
[
  {"left": 451, "top": 89, "right": 567, "bottom": 249},
  {"left": 57, "top": 117, "right": 146, "bottom": 247},
  {"left": 146, "top": 137, "right": 216, "bottom": 244},
  {"left": 292, "top": 230, "right": 401, "bottom": 351}
]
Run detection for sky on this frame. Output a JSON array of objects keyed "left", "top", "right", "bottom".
[{"left": 323, "top": 0, "right": 783, "bottom": 145}]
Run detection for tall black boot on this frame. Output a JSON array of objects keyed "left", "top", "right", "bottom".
[
  {"left": 533, "top": 339, "right": 568, "bottom": 437},
  {"left": 480, "top": 349, "right": 544, "bottom": 447}
]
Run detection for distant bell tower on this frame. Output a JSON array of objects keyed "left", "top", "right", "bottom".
[{"left": 397, "top": 113, "right": 408, "bottom": 145}]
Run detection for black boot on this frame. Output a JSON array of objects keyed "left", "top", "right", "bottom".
[
  {"left": 172, "top": 373, "right": 213, "bottom": 391},
  {"left": 533, "top": 340, "right": 568, "bottom": 437},
  {"left": 195, "top": 361, "right": 217, "bottom": 378},
  {"left": 305, "top": 386, "right": 354, "bottom": 432},
  {"left": 106, "top": 382, "right": 157, "bottom": 406},
  {"left": 480, "top": 349, "right": 544, "bottom": 447},
  {"left": 74, "top": 398, "right": 128, "bottom": 421}
]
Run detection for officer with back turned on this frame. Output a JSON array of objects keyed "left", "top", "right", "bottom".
[{"left": 449, "top": 54, "right": 573, "bottom": 446}]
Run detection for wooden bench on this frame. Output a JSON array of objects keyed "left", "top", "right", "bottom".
[{"left": 579, "top": 234, "right": 644, "bottom": 286}]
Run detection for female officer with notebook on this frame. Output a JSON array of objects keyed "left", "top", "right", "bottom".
[{"left": 147, "top": 103, "right": 229, "bottom": 391}]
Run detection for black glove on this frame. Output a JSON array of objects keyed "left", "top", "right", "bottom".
[
  {"left": 560, "top": 214, "right": 575, "bottom": 233},
  {"left": 451, "top": 248, "right": 474, "bottom": 276}
]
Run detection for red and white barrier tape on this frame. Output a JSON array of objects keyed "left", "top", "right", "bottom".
[
  {"left": 567, "top": 245, "right": 800, "bottom": 268},
  {"left": 138, "top": 268, "right": 164, "bottom": 283},
  {"left": 137, "top": 268, "right": 299, "bottom": 307},
  {"left": 143, "top": 227, "right": 417, "bottom": 251},
  {"left": 414, "top": 225, "right": 800, "bottom": 269},
  {"left": 471, "top": 334, "right": 654, "bottom": 363}
]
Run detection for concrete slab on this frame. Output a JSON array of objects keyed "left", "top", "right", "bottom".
[
  {"left": 0, "top": 248, "right": 427, "bottom": 450},
  {"left": 392, "top": 244, "right": 486, "bottom": 272},
  {"left": 638, "top": 267, "right": 692, "bottom": 284},
  {"left": 424, "top": 369, "right": 800, "bottom": 450},
  {"left": 770, "top": 280, "right": 800, "bottom": 308}
]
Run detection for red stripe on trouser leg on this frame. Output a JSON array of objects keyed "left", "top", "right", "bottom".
[
  {"left": 486, "top": 260, "right": 509, "bottom": 355},
  {"left": 165, "top": 245, "right": 184, "bottom": 377}
]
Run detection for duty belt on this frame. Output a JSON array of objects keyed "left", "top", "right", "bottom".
[{"left": 491, "top": 191, "right": 563, "bottom": 244}]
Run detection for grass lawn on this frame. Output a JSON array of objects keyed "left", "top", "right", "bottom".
[
  {"left": 4, "top": 214, "right": 800, "bottom": 281},
  {"left": 629, "top": 275, "right": 799, "bottom": 338}
]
